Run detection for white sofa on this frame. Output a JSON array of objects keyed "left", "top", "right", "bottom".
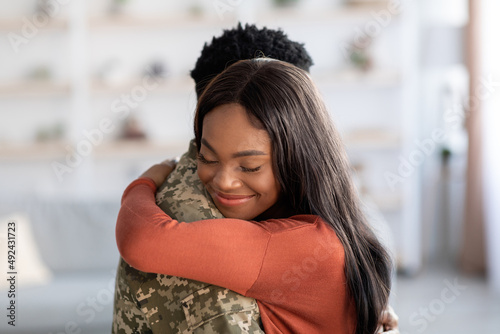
[{"left": 0, "top": 197, "right": 121, "bottom": 334}]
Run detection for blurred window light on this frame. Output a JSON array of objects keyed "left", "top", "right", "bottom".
[
  {"left": 421, "top": 25, "right": 465, "bottom": 67},
  {"left": 421, "top": 0, "right": 468, "bottom": 26}
]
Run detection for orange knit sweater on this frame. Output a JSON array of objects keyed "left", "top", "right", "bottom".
[{"left": 116, "top": 177, "right": 356, "bottom": 334}]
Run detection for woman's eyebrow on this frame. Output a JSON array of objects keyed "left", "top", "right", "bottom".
[
  {"left": 201, "top": 138, "right": 268, "bottom": 158},
  {"left": 201, "top": 138, "right": 216, "bottom": 153},
  {"left": 232, "top": 150, "right": 267, "bottom": 158}
]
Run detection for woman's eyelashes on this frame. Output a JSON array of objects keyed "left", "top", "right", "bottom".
[
  {"left": 240, "top": 166, "right": 262, "bottom": 173},
  {"left": 198, "top": 153, "right": 262, "bottom": 173},
  {"left": 197, "top": 153, "right": 217, "bottom": 165}
]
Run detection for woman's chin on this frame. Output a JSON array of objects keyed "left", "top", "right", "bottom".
[{"left": 217, "top": 207, "right": 255, "bottom": 220}]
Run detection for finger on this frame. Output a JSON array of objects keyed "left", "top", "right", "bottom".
[
  {"left": 387, "top": 305, "right": 399, "bottom": 320},
  {"left": 382, "top": 306, "right": 399, "bottom": 328},
  {"left": 160, "top": 159, "right": 176, "bottom": 168}
]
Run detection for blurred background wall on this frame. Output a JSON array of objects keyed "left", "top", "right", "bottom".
[{"left": 0, "top": 0, "right": 498, "bottom": 333}]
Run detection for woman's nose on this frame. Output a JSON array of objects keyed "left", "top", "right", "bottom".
[{"left": 213, "top": 169, "right": 242, "bottom": 191}]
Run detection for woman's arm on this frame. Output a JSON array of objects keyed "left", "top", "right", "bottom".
[{"left": 116, "top": 177, "right": 271, "bottom": 296}]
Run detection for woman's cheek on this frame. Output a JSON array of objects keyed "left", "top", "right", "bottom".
[
  {"left": 251, "top": 168, "right": 280, "bottom": 198},
  {"left": 197, "top": 165, "right": 211, "bottom": 185}
]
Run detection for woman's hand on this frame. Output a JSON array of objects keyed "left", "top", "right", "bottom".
[
  {"left": 377, "top": 305, "right": 399, "bottom": 334},
  {"left": 140, "top": 159, "right": 177, "bottom": 188}
]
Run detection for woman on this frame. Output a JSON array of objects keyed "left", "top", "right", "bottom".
[
  {"left": 117, "top": 58, "right": 392, "bottom": 333},
  {"left": 112, "top": 24, "right": 315, "bottom": 334}
]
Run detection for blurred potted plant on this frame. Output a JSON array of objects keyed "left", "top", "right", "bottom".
[
  {"left": 272, "top": 0, "right": 300, "bottom": 7},
  {"left": 108, "top": 0, "right": 130, "bottom": 15},
  {"left": 347, "top": 35, "right": 373, "bottom": 72}
]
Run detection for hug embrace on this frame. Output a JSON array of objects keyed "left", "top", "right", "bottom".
[{"left": 113, "top": 24, "right": 398, "bottom": 334}]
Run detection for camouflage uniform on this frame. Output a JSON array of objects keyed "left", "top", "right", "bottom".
[{"left": 112, "top": 140, "right": 263, "bottom": 334}]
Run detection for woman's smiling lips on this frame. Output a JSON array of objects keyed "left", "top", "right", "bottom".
[{"left": 212, "top": 191, "right": 255, "bottom": 207}]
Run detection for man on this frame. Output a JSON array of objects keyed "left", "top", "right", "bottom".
[{"left": 112, "top": 23, "right": 398, "bottom": 334}]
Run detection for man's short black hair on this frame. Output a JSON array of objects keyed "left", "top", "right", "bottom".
[{"left": 190, "top": 23, "right": 313, "bottom": 97}]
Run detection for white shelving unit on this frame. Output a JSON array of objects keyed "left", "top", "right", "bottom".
[{"left": 0, "top": 0, "right": 422, "bottom": 273}]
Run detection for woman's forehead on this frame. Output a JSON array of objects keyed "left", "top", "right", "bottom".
[{"left": 202, "top": 104, "right": 271, "bottom": 153}]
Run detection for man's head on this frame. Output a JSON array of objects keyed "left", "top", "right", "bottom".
[{"left": 190, "top": 23, "right": 313, "bottom": 98}]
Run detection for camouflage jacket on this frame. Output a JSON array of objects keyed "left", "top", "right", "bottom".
[{"left": 112, "top": 140, "right": 264, "bottom": 334}]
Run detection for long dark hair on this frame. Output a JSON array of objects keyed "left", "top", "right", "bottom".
[{"left": 194, "top": 58, "right": 392, "bottom": 334}]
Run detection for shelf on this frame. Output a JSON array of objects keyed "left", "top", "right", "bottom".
[
  {"left": 87, "top": 3, "right": 396, "bottom": 31},
  {"left": 0, "top": 77, "right": 192, "bottom": 97},
  {"left": 344, "top": 129, "right": 401, "bottom": 151},
  {"left": 370, "top": 193, "right": 402, "bottom": 212},
  {"left": 0, "top": 140, "right": 188, "bottom": 161},
  {"left": 257, "top": 3, "right": 396, "bottom": 24},
  {"left": 90, "top": 76, "right": 193, "bottom": 95},
  {"left": 0, "top": 141, "right": 68, "bottom": 161},
  {"left": 88, "top": 13, "right": 237, "bottom": 30},
  {"left": 93, "top": 140, "right": 187, "bottom": 159},
  {"left": 0, "top": 17, "right": 68, "bottom": 31},
  {"left": 0, "top": 81, "right": 71, "bottom": 97},
  {"left": 313, "top": 69, "right": 402, "bottom": 89}
]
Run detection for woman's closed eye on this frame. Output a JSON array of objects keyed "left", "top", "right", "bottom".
[
  {"left": 199, "top": 153, "right": 262, "bottom": 173},
  {"left": 241, "top": 165, "right": 261, "bottom": 173},
  {"left": 198, "top": 153, "right": 218, "bottom": 165}
]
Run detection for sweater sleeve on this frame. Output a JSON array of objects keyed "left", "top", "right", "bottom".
[{"left": 116, "top": 178, "right": 272, "bottom": 296}]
